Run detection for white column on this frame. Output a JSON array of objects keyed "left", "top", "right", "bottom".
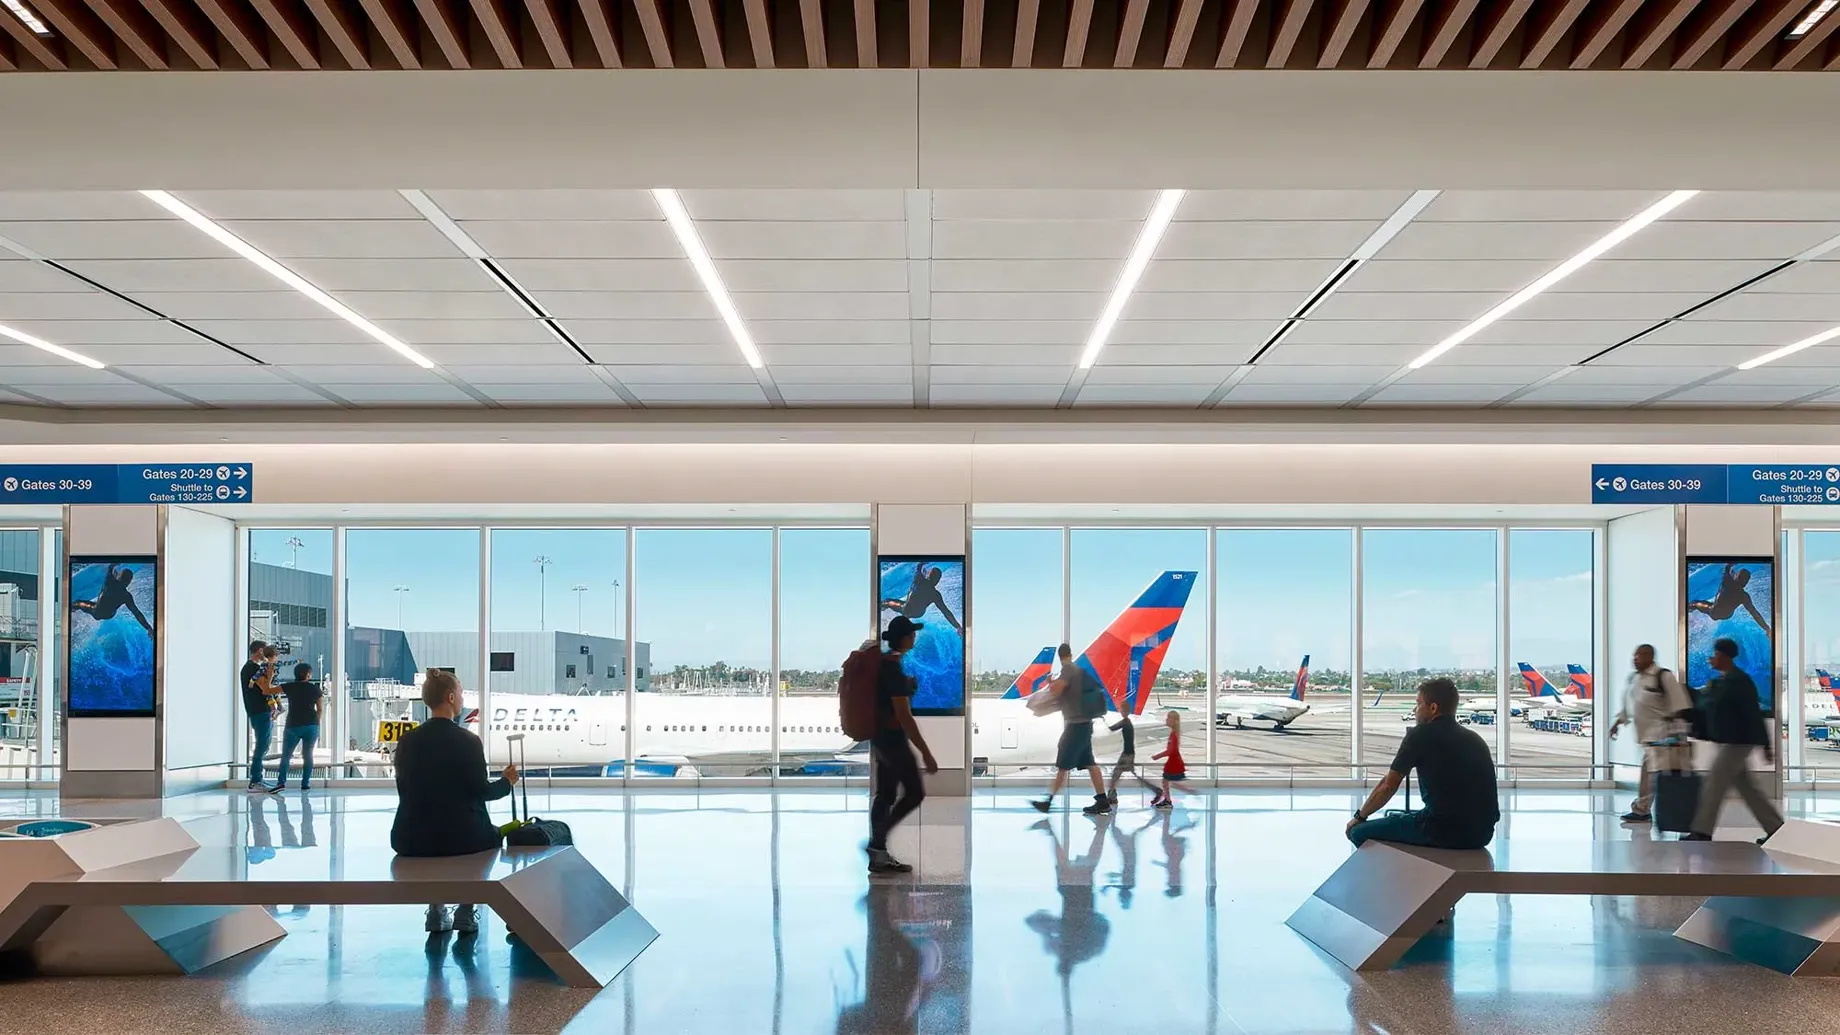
[
  {"left": 875, "top": 503, "right": 970, "bottom": 797},
  {"left": 1350, "top": 527, "right": 1364, "bottom": 779},
  {"left": 478, "top": 528, "right": 493, "bottom": 764},
  {"left": 1605, "top": 507, "right": 1680, "bottom": 785},
  {"left": 36, "top": 525, "right": 58, "bottom": 783}
]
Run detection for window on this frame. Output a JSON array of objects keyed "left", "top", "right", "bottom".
[
  {"left": 634, "top": 529, "right": 772, "bottom": 777},
  {"left": 565, "top": 664, "right": 577, "bottom": 679},
  {"left": 1216, "top": 529, "right": 1354, "bottom": 777},
  {"left": 1802, "top": 532, "right": 1840, "bottom": 776},
  {"left": 606, "top": 667, "right": 616, "bottom": 679},
  {"left": 248, "top": 529, "right": 334, "bottom": 781},
  {"left": 1361, "top": 529, "right": 1498, "bottom": 775},
  {"left": 971, "top": 528, "right": 1064, "bottom": 772},
  {"left": 490, "top": 652, "right": 516, "bottom": 673},
  {"left": 0, "top": 529, "right": 42, "bottom": 780},
  {"left": 1507, "top": 529, "right": 1596, "bottom": 778},
  {"left": 779, "top": 528, "right": 870, "bottom": 778}
]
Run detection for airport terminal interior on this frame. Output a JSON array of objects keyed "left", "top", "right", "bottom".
[{"left": 11, "top": 1, "right": 1840, "bottom": 1031}]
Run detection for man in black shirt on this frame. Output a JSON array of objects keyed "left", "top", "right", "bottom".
[
  {"left": 1686, "top": 637, "right": 1782, "bottom": 842},
  {"left": 392, "top": 669, "right": 519, "bottom": 934},
  {"left": 868, "top": 615, "right": 939, "bottom": 876},
  {"left": 240, "top": 641, "right": 276, "bottom": 791},
  {"left": 275, "top": 663, "right": 324, "bottom": 793},
  {"left": 1347, "top": 678, "right": 1499, "bottom": 850}
]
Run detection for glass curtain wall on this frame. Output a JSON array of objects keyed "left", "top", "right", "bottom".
[
  {"left": 970, "top": 528, "right": 1065, "bottom": 774},
  {"left": 0, "top": 529, "right": 41, "bottom": 780},
  {"left": 1803, "top": 531, "right": 1840, "bottom": 778},
  {"left": 244, "top": 530, "right": 335, "bottom": 782},
  {"left": 1506, "top": 529, "right": 1596, "bottom": 779},
  {"left": 1214, "top": 529, "right": 1354, "bottom": 778},
  {"left": 778, "top": 528, "right": 871, "bottom": 779}
]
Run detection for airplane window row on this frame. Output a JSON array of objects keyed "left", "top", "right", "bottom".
[{"left": 640, "top": 725, "right": 844, "bottom": 735}]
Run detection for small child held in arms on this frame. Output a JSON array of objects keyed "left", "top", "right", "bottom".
[{"left": 1150, "top": 710, "right": 1187, "bottom": 810}]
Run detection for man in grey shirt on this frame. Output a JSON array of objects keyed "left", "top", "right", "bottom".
[
  {"left": 1609, "top": 643, "right": 1693, "bottom": 823},
  {"left": 1031, "top": 643, "right": 1110, "bottom": 816}
]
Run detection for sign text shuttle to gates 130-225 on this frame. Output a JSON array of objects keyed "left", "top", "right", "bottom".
[
  {"left": 1591, "top": 463, "right": 1840, "bottom": 505},
  {"left": 0, "top": 463, "right": 254, "bottom": 505}
]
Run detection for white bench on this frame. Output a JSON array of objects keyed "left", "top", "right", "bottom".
[
  {"left": 0, "top": 818, "right": 655, "bottom": 988},
  {"left": 1288, "top": 819, "right": 1840, "bottom": 975}
]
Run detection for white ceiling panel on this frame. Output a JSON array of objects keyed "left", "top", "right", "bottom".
[
  {"left": 1593, "top": 344, "right": 1755, "bottom": 367},
  {"left": 1082, "top": 365, "right": 1241, "bottom": 386},
  {"left": 1747, "top": 262, "right": 1840, "bottom": 294},
  {"left": 0, "top": 191, "right": 156, "bottom": 221},
  {"left": 1418, "top": 191, "right": 1663, "bottom": 222},
  {"left": 441, "top": 365, "right": 601, "bottom": 385},
  {"left": 1393, "top": 364, "right": 1561, "bottom": 385},
  {"left": 1139, "top": 259, "right": 1342, "bottom": 293},
  {"left": 1339, "top": 259, "right": 1557, "bottom": 293},
  {"left": 929, "top": 383, "right": 1065, "bottom": 405},
  {"left": 930, "top": 365, "right": 1067, "bottom": 385},
  {"left": 283, "top": 258, "right": 500, "bottom": 292},
  {"left": 1124, "top": 293, "right": 1302, "bottom": 321},
  {"left": 1656, "top": 383, "right": 1821, "bottom": 404},
  {"left": 1377, "top": 221, "right": 1618, "bottom": 261},
  {"left": 181, "top": 190, "right": 420, "bottom": 220},
  {"left": 3, "top": 318, "right": 201, "bottom": 345},
  {"left": 931, "top": 190, "right": 1155, "bottom": 221},
  {"left": 1308, "top": 292, "right": 1502, "bottom": 322},
  {"left": 56, "top": 343, "right": 247, "bottom": 366},
  {"left": 1220, "top": 384, "right": 1368, "bottom": 403},
  {"left": 1682, "top": 193, "right": 1840, "bottom": 222},
  {"left": 1513, "top": 383, "right": 1674, "bottom": 404},
  {"left": 750, "top": 320, "right": 910, "bottom": 345},
  {"left": 608, "top": 364, "right": 759, "bottom": 384},
  {"left": 417, "top": 342, "right": 585, "bottom": 365},
  {"left": 1717, "top": 365, "right": 1840, "bottom": 386},
  {"left": 114, "top": 364, "right": 274, "bottom": 383},
  {"left": 1434, "top": 343, "right": 1604, "bottom": 365},
  {"left": 770, "top": 365, "right": 913, "bottom": 385},
  {"left": 0, "top": 363, "right": 123, "bottom": 385},
  {"left": 699, "top": 221, "right": 907, "bottom": 260},
  {"left": 1157, "top": 220, "right": 1379, "bottom": 260},
  {"left": 736, "top": 292, "right": 912, "bottom": 321},
  {"left": 330, "top": 291, "right": 531, "bottom": 321},
  {"left": 499, "top": 258, "right": 699, "bottom": 293},
  {"left": 1554, "top": 259, "right": 1781, "bottom": 294},
  {"left": 627, "top": 383, "right": 770, "bottom": 405},
  {"left": 221, "top": 220, "right": 463, "bottom": 259},
  {"left": 250, "top": 343, "right": 444, "bottom": 365},
  {"left": 1238, "top": 364, "right": 1392, "bottom": 385},
  {"left": 1076, "top": 384, "right": 1218, "bottom": 405},
  {"left": 1367, "top": 384, "right": 1524, "bottom": 403},
  {"left": 1637, "top": 320, "right": 1835, "bottom": 347},
  {"left": 760, "top": 343, "right": 911, "bottom": 366},
  {"left": 459, "top": 220, "right": 679, "bottom": 259},
  {"left": 585, "top": 344, "right": 737, "bottom": 365},
  {"left": 683, "top": 190, "right": 908, "bottom": 221},
  {"left": 0, "top": 220, "right": 222, "bottom": 260},
  {"left": 163, "top": 382, "right": 335, "bottom": 404},
  {"left": 560, "top": 319, "right": 724, "bottom": 345},
  {"left": 1468, "top": 319, "right": 1656, "bottom": 347},
  {"left": 477, "top": 385, "right": 626, "bottom": 404},
  {"left": 930, "top": 320, "right": 1086, "bottom": 345},
  {"left": 25, "top": 382, "right": 193, "bottom": 404},
  {"left": 1686, "top": 293, "right": 1840, "bottom": 323},
  {"left": 930, "top": 291, "right": 1106, "bottom": 321},
  {"left": 1562, "top": 364, "right": 1727, "bottom": 385},
  {"left": 931, "top": 220, "right": 1141, "bottom": 260},
  {"left": 1109, "top": 320, "right": 1268, "bottom": 346},
  {"left": 927, "top": 343, "right": 1079, "bottom": 365},
  {"left": 179, "top": 319, "right": 373, "bottom": 346},
  {"left": 1261, "top": 343, "right": 1422, "bottom": 365},
  {"left": 0, "top": 291, "right": 152, "bottom": 320},
  {"left": 776, "top": 383, "right": 914, "bottom": 403},
  {"left": 373, "top": 318, "right": 553, "bottom": 345},
  {"left": 422, "top": 190, "right": 657, "bottom": 221},
  {"left": 1619, "top": 222, "right": 1840, "bottom": 261},
  {"left": 318, "top": 382, "right": 482, "bottom": 403},
  {"left": 533, "top": 291, "right": 713, "bottom": 320},
  {"left": 123, "top": 291, "right": 333, "bottom": 321},
  {"left": 1282, "top": 320, "right": 1454, "bottom": 346},
  {"left": 720, "top": 259, "right": 909, "bottom": 293},
  {"left": 56, "top": 258, "right": 287, "bottom": 292},
  {"left": 0, "top": 259, "right": 90, "bottom": 292},
  {"left": 280, "top": 364, "right": 457, "bottom": 384},
  {"left": 1179, "top": 190, "right": 1415, "bottom": 221},
  {"left": 1094, "top": 343, "right": 1256, "bottom": 365},
  {"left": 1497, "top": 292, "right": 1708, "bottom": 323},
  {"left": 930, "top": 260, "right": 1137, "bottom": 293}
]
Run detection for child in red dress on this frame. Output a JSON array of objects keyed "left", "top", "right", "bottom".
[{"left": 1151, "top": 711, "right": 1187, "bottom": 810}]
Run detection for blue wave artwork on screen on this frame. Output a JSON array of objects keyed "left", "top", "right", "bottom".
[
  {"left": 879, "top": 557, "right": 966, "bottom": 715},
  {"left": 68, "top": 557, "right": 157, "bottom": 716},
  {"left": 1686, "top": 558, "right": 1774, "bottom": 712}
]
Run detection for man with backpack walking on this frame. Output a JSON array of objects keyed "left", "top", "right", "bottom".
[
  {"left": 841, "top": 615, "right": 939, "bottom": 875},
  {"left": 1685, "top": 637, "right": 1783, "bottom": 843},
  {"left": 1609, "top": 643, "right": 1693, "bottom": 824},
  {"left": 1031, "top": 643, "right": 1111, "bottom": 816}
]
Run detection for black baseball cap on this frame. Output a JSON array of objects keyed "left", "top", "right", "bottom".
[{"left": 883, "top": 615, "right": 924, "bottom": 643}]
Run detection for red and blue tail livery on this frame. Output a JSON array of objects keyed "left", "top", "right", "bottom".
[
  {"left": 1290, "top": 655, "right": 1311, "bottom": 701},
  {"left": 1074, "top": 570, "right": 1198, "bottom": 716},
  {"left": 1518, "top": 662, "right": 1561, "bottom": 698},
  {"left": 1001, "top": 647, "right": 1058, "bottom": 700},
  {"left": 1565, "top": 664, "right": 1593, "bottom": 700}
]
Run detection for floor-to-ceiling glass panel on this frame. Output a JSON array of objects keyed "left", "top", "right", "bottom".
[
  {"left": 487, "top": 528, "right": 627, "bottom": 777},
  {"left": 1070, "top": 528, "right": 1207, "bottom": 785},
  {"left": 1507, "top": 529, "right": 1596, "bottom": 779},
  {"left": 1361, "top": 528, "right": 1499, "bottom": 777},
  {"left": 1804, "top": 531, "right": 1840, "bottom": 779},
  {"left": 970, "top": 528, "right": 1064, "bottom": 776},
  {"left": 0, "top": 529, "right": 42, "bottom": 780},
  {"left": 633, "top": 528, "right": 773, "bottom": 778},
  {"left": 342, "top": 528, "right": 481, "bottom": 777},
  {"left": 778, "top": 527, "right": 871, "bottom": 778},
  {"left": 245, "top": 530, "right": 335, "bottom": 783},
  {"left": 1215, "top": 528, "right": 1354, "bottom": 779}
]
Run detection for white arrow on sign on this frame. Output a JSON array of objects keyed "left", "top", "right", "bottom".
[
  {"left": 1595, "top": 478, "right": 1609, "bottom": 490},
  {"left": 233, "top": 486, "right": 247, "bottom": 499},
  {"left": 233, "top": 467, "right": 247, "bottom": 479}
]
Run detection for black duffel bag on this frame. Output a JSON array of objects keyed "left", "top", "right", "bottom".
[{"left": 503, "top": 734, "right": 573, "bottom": 848}]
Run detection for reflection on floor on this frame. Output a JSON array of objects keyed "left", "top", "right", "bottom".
[{"left": 6, "top": 787, "right": 1840, "bottom": 1033}]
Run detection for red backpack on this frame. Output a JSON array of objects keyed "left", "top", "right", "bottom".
[{"left": 839, "top": 643, "right": 883, "bottom": 741}]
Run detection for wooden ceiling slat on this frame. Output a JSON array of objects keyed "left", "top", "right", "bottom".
[
  {"left": 1723, "top": 0, "right": 1805, "bottom": 67},
  {"left": 1672, "top": 0, "right": 1758, "bottom": 68},
  {"left": 31, "top": 0, "right": 118, "bottom": 67},
  {"left": 303, "top": 0, "right": 371, "bottom": 67},
  {"left": 1518, "top": 0, "right": 1589, "bottom": 66},
  {"left": 799, "top": 0, "right": 824, "bottom": 66},
  {"left": 191, "top": 0, "right": 266, "bottom": 66},
  {"left": 1621, "top": 0, "right": 1701, "bottom": 68},
  {"left": 1419, "top": 0, "right": 1479, "bottom": 68},
  {"left": 82, "top": 0, "right": 170, "bottom": 67},
  {"left": 1114, "top": 0, "right": 1145, "bottom": 65},
  {"left": 1318, "top": 0, "right": 1374, "bottom": 67},
  {"left": 910, "top": 0, "right": 927, "bottom": 66},
  {"left": 1063, "top": 0, "right": 1091, "bottom": 66},
  {"left": 141, "top": 0, "right": 219, "bottom": 66},
  {"left": 1567, "top": 0, "right": 1643, "bottom": 67},
  {"left": 741, "top": 0, "right": 771, "bottom": 66},
  {"left": 1164, "top": 0, "right": 1202, "bottom": 66},
  {"left": 854, "top": 0, "right": 874, "bottom": 66},
  {"left": 1216, "top": 0, "right": 1260, "bottom": 66},
  {"left": 523, "top": 0, "right": 573, "bottom": 66},
  {"left": 962, "top": 0, "right": 981, "bottom": 65},
  {"left": 1469, "top": 0, "right": 1534, "bottom": 66},
  {"left": 0, "top": 13, "right": 64, "bottom": 67},
  {"left": 356, "top": 0, "right": 422, "bottom": 68},
  {"left": 1267, "top": 0, "right": 1313, "bottom": 66},
  {"left": 410, "top": 0, "right": 468, "bottom": 66},
  {"left": 1367, "top": 0, "right": 1426, "bottom": 67},
  {"left": 577, "top": 0, "right": 621, "bottom": 66},
  {"left": 1776, "top": 0, "right": 1840, "bottom": 67},
  {"left": 1013, "top": 0, "right": 1038, "bottom": 65},
  {"left": 632, "top": 0, "right": 673, "bottom": 67},
  {"left": 0, "top": 35, "right": 15, "bottom": 69},
  {"left": 247, "top": 0, "right": 321, "bottom": 67},
  {"left": 467, "top": 0, "right": 522, "bottom": 66},
  {"left": 686, "top": 0, "right": 721, "bottom": 66}
]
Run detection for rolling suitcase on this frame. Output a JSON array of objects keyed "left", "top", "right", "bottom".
[
  {"left": 502, "top": 734, "right": 574, "bottom": 848},
  {"left": 1650, "top": 740, "right": 1700, "bottom": 835}
]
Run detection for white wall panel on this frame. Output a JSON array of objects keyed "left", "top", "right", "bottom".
[
  {"left": 1606, "top": 507, "right": 1678, "bottom": 772},
  {"left": 162, "top": 507, "right": 236, "bottom": 770},
  {"left": 65, "top": 718, "right": 155, "bottom": 771}
]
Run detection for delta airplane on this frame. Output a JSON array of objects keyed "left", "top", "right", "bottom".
[
  {"left": 1210, "top": 655, "right": 1345, "bottom": 730},
  {"left": 1808, "top": 669, "right": 1840, "bottom": 725},
  {"left": 1456, "top": 663, "right": 1592, "bottom": 718}
]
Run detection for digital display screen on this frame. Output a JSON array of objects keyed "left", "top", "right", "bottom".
[
  {"left": 878, "top": 556, "right": 966, "bottom": 716},
  {"left": 68, "top": 556, "right": 158, "bottom": 717},
  {"left": 1686, "top": 556, "right": 1774, "bottom": 714}
]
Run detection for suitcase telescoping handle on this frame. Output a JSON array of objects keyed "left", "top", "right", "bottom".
[{"left": 506, "top": 732, "right": 528, "bottom": 823}]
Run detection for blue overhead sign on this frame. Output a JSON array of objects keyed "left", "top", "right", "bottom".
[
  {"left": 1592, "top": 463, "right": 1840, "bottom": 505},
  {"left": 0, "top": 463, "right": 254, "bottom": 505}
]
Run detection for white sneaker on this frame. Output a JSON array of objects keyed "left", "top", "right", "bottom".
[
  {"left": 425, "top": 906, "right": 452, "bottom": 933},
  {"left": 452, "top": 904, "right": 479, "bottom": 934}
]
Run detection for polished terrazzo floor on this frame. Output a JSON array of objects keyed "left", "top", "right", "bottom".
[{"left": 6, "top": 785, "right": 1840, "bottom": 1034}]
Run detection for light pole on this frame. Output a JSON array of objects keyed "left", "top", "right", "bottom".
[
  {"left": 534, "top": 555, "right": 552, "bottom": 630},
  {"left": 393, "top": 585, "right": 410, "bottom": 629},
  {"left": 285, "top": 536, "right": 304, "bottom": 568},
  {"left": 572, "top": 584, "right": 588, "bottom": 634},
  {"left": 612, "top": 579, "right": 622, "bottom": 637}
]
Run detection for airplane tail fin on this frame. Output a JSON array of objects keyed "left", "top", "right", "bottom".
[
  {"left": 1001, "top": 647, "right": 1058, "bottom": 700},
  {"left": 1565, "top": 664, "right": 1593, "bottom": 701},
  {"left": 1819, "top": 669, "right": 1835, "bottom": 690},
  {"left": 1290, "top": 655, "right": 1311, "bottom": 701},
  {"left": 1076, "top": 570, "right": 1198, "bottom": 717},
  {"left": 1517, "top": 662, "right": 1558, "bottom": 698},
  {"left": 1370, "top": 689, "right": 1386, "bottom": 708}
]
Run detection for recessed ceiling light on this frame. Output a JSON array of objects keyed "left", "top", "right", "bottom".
[
  {"left": 2, "top": 0, "right": 51, "bottom": 36},
  {"left": 140, "top": 189, "right": 435, "bottom": 369},
  {"left": 1789, "top": 0, "right": 1837, "bottom": 38},
  {"left": 1408, "top": 190, "right": 1698, "bottom": 369},
  {"left": 652, "top": 188, "right": 764, "bottom": 369},
  {"left": 0, "top": 322, "right": 104, "bottom": 369},
  {"left": 1738, "top": 325, "right": 1840, "bottom": 370},
  {"left": 1079, "top": 189, "right": 1185, "bottom": 370}
]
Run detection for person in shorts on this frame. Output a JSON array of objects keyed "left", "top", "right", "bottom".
[
  {"left": 1030, "top": 644, "right": 1110, "bottom": 816},
  {"left": 1105, "top": 713, "right": 1157, "bottom": 807},
  {"left": 1151, "top": 711, "right": 1187, "bottom": 810}
]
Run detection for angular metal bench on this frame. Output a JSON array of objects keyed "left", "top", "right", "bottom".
[
  {"left": 0, "top": 818, "right": 655, "bottom": 988},
  {"left": 1287, "top": 819, "right": 1840, "bottom": 975}
]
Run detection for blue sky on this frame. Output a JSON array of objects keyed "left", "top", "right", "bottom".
[{"left": 250, "top": 525, "right": 1597, "bottom": 676}]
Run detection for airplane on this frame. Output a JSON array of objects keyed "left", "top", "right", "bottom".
[
  {"left": 1807, "top": 669, "right": 1840, "bottom": 724},
  {"left": 1514, "top": 662, "right": 1591, "bottom": 717},
  {"left": 1212, "top": 655, "right": 1348, "bottom": 730}
]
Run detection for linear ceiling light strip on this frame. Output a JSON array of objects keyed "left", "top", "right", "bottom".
[
  {"left": 0, "top": 322, "right": 105, "bottom": 368},
  {"left": 1739, "top": 325, "right": 1840, "bottom": 369},
  {"left": 651, "top": 187, "right": 765, "bottom": 369},
  {"left": 1790, "top": 0, "right": 1838, "bottom": 37},
  {"left": 1407, "top": 189, "right": 1699, "bottom": 369},
  {"left": 140, "top": 189, "right": 436, "bottom": 369},
  {"left": 2, "top": 0, "right": 50, "bottom": 35},
  {"left": 1079, "top": 188, "right": 1184, "bottom": 370}
]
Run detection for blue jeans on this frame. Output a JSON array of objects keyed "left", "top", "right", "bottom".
[
  {"left": 1348, "top": 810, "right": 1440, "bottom": 848},
  {"left": 278, "top": 724, "right": 319, "bottom": 789},
  {"left": 248, "top": 711, "right": 273, "bottom": 785}
]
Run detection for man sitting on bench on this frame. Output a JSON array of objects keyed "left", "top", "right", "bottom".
[{"left": 1346, "top": 677, "right": 1499, "bottom": 851}]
